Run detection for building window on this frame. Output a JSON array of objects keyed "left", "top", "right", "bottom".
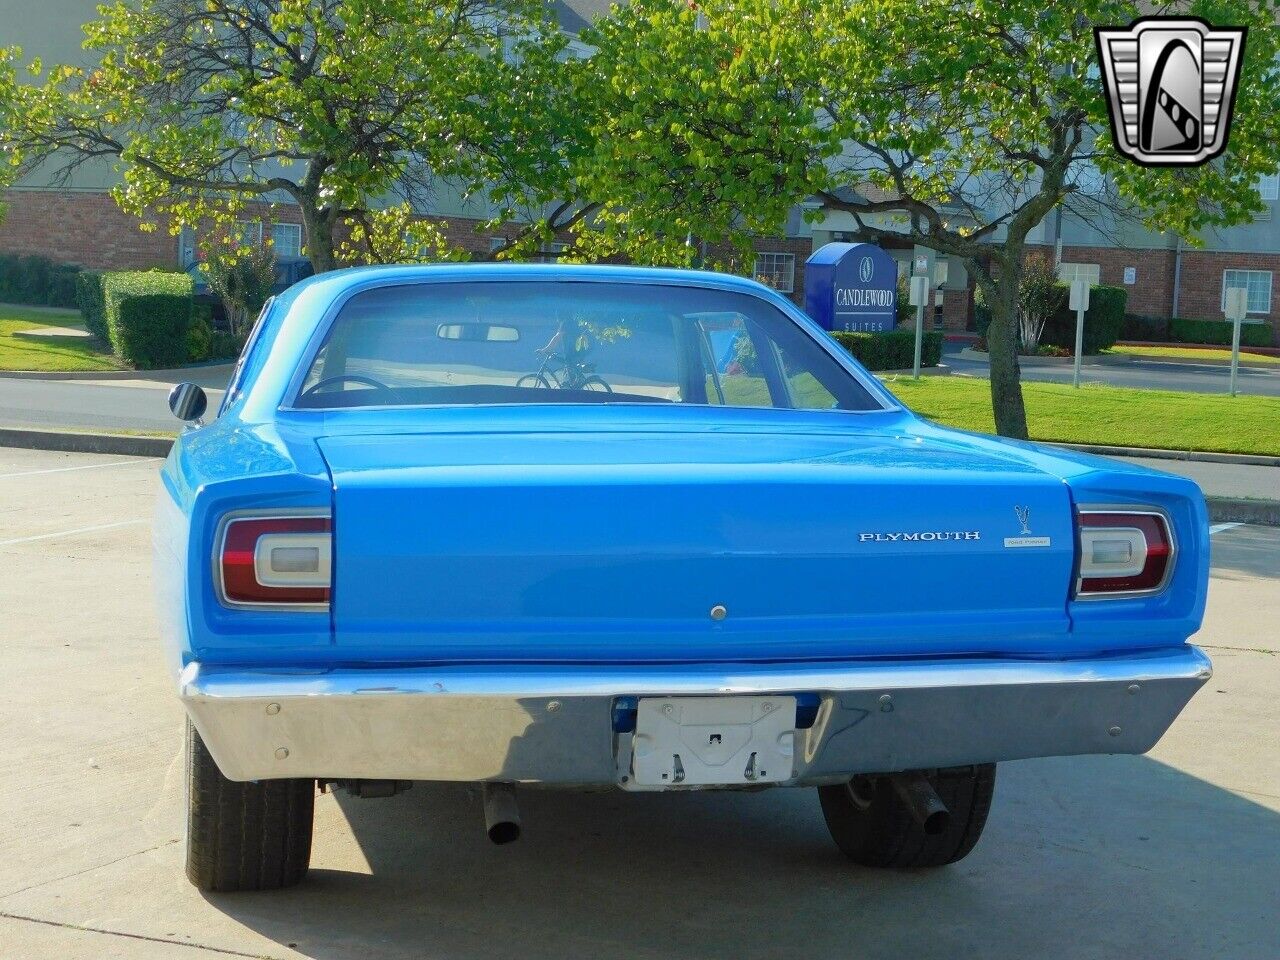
[
  {"left": 232, "top": 220, "right": 263, "bottom": 247},
  {"left": 1056, "top": 262, "right": 1101, "bottom": 287},
  {"left": 753, "top": 252, "right": 795, "bottom": 293},
  {"left": 270, "top": 223, "right": 303, "bottom": 258},
  {"left": 1257, "top": 172, "right": 1279, "bottom": 201},
  {"left": 533, "top": 241, "right": 567, "bottom": 264},
  {"left": 1222, "top": 269, "right": 1273, "bottom": 315}
]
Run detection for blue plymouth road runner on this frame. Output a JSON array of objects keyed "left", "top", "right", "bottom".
[{"left": 155, "top": 265, "right": 1211, "bottom": 891}]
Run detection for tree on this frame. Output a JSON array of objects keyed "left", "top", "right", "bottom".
[
  {"left": 204, "top": 241, "right": 276, "bottom": 336},
  {"left": 1, "top": 0, "right": 567, "bottom": 272},
  {"left": 0, "top": 47, "right": 22, "bottom": 223},
  {"left": 578, "top": 0, "right": 1280, "bottom": 438}
]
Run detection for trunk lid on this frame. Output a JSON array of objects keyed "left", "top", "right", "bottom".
[{"left": 318, "top": 428, "right": 1076, "bottom": 661}]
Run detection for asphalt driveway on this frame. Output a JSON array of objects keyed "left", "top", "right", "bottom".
[
  {"left": 0, "top": 446, "right": 1277, "bottom": 959},
  {"left": 944, "top": 342, "right": 1280, "bottom": 397}
]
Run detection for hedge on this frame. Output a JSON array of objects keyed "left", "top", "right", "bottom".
[
  {"left": 0, "top": 254, "right": 82, "bottom": 308},
  {"left": 75, "top": 271, "right": 107, "bottom": 339},
  {"left": 1121, "top": 313, "right": 1170, "bottom": 341},
  {"left": 103, "top": 271, "right": 193, "bottom": 369},
  {"left": 1169, "top": 316, "right": 1274, "bottom": 348},
  {"left": 1040, "top": 285, "right": 1127, "bottom": 354},
  {"left": 831, "top": 329, "right": 943, "bottom": 370}
]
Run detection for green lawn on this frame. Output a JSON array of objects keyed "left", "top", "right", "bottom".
[
  {"left": 883, "top": 375, "right": 1280, "bottom": 457},
  {"left": 0, "top": 306, "right": 124, "bottom": 371},
  {"left": 1108, "top": 344, "right": 1280, "bottom": 366}
]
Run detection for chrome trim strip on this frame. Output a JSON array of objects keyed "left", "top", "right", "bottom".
[
  {"left": 211, "top": 508, "right": 331, "bottom": 613},
  {"left": 181, "top": 646, "right": 1212, "bottom": 784},
  {"left": 1073, "top": 504, "right": 1178, "bottom": 600}
]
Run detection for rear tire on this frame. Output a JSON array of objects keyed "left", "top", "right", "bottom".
[
  {"left": 185, "top": 719, "right": 315, "bottom": 892},
  {"left": 818, "top": 765, "right": 996, "bottom": 868}
]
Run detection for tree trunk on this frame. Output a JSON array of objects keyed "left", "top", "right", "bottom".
[
  {"left": 299, "top": 200, "right": 337, "bottom": 273},
  {"left": 981, "top": 266, "right": 1030, "bottom": 440}
]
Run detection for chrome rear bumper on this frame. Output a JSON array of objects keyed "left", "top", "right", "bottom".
[{"left": 180, "top": 646, "right": 1211, "bottom": 785}]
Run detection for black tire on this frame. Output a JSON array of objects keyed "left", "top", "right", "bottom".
[
  {"left": 818, "top": 764, "right": 996, "bottom": 868},
  {"left": 580, "top": 375, "right": 613, "bottom": 393},
  {"left": 185, "top": 719, "right": 315, "bottom": 892},
  {"left": 516, "top": 373, "right": 552, "bottom": 389}
]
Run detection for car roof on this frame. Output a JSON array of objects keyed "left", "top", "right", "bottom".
[{"left": 273, "top": 263, "right": 782, "bottom": 313}]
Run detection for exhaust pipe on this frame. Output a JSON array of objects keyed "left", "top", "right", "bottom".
[
  {"left": 890, "top": 772, "right": 951, "bottom": 836},
  {"left": 482, "top": 782, "right": 521, "bottom": 844}
]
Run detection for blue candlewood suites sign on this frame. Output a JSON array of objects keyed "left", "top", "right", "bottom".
[{"left": 804, "top": 242, "right": 898, "bottom": 332}]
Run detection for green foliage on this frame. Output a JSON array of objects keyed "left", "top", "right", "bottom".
[
  {"left": 830, "top": 330, "right": 943, "bottom": 371},
  {"left": 75, "top": 271, "right": 107, "bottom": 339},
  {"left": 186, "top": 312, "right": 213, "bottom": 363},
  {"left": 1121, "top": 314, "right": 1171, "bottom": 342},
  {"left": 203, "top": 243, "right": 275, "bottom": 336},
  {"left": 1170, "top": 317, "right": 1275, "bottom": 347},
  {"left": 209, "top": 329, "right": 248, "bottom": 361},
  {"left": 1015, "top": 257, "right": 1067, "bottom": 352},
  {"left": 102, "top": 271, "right": 192, "bottom": 369},
  {"left": 2, "top": 1, "right": 566, "bottom": 271},
  {"left": 1041, "top": 286, "right": 1128, "bottom": 355},
  {"left": 896, "top": 272, "right": 912, "bottom": 326},
  {"left": 573, "top": 0, "right": 1280, "bottom": 439},
  {"left": 0, "top": 254, "right": 81, "bottom": 307}
]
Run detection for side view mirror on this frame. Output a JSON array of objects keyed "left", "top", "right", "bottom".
[{"left": 168, "top": 382, "right": 208, "bottom": 423}]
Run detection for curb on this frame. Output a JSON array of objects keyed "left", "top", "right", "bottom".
[
  {"left": 959, "top": 348, "right": 1133, "bottom": 367},
  {"left": 0, "top": 427, "right": 174, "bottom": 458},
  {"left": 1206, "top": 497, "right": 1280, "bottom": 527},
  {"left": 1104, "top": 352, "right": 1280, "bottom": 370},
  {"left": 0, "top": 361, "right": 234, "bottom": 382},
  {"left": 1049, "top": 442, "right": 1280, "bottom": 468}
]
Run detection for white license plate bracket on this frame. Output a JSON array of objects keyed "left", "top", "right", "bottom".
[{"left": 629, "top": 695, "right": 796, "bottom": 787}]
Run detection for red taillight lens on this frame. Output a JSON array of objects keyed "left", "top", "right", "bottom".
[
  {"left": 1076, "top": 510, "right": 1173, "bottom": 597},
  {"left": 219, "top": 515, "right": 331, "bottom": 606}
]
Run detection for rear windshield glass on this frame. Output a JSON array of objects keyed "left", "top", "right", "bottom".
[{"left": 294, "top": 281, "right": 880, "bottom": 411}]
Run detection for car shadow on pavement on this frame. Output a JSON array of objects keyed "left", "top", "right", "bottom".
[{"left": 206, "top": 753, "right": 1280, "bottom": 960}]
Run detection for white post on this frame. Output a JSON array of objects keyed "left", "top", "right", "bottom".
[
  {"left": 1069, "top": 279, "right": 1090, "bottom": 389},
  {"left": 909, "top": 275, "right": 929, "bottom": 379},
  {"left": 1224, "top": 287, "right": 1247, "bottom": 397}
]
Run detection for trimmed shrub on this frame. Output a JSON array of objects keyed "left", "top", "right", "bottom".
[
  {"left": 831, "top": 329, "right": 943, "bottom": 371},
  {"left": 103, "top": 271, "right": 193, "bottom": 369},
  {"left": 1169, "top": 316, "right": 1274, "bottom": 348},
  {"left": 48, "top": 263, "right": 80, "bottom": 309},
  {"left": 1121, "top": 313, "right": 1170, "bottom": 341},
  {"left": 1040, "top": 285, "right": 1127, "bottom": 354},
  {"left": 209, "top": 329, "right": 249, "bottom": 361},
  {"left": 187, "top": 313, "right": 214, "bottom": 362},
  {"left": 0, "top": 254, "right": 83, "bottom": 307},
  {"left": 75, "top": 271, "right": 108, "bottom": 339}
]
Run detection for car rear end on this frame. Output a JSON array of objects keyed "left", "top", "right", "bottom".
[{"left": 157, "top": 266, "right": 1211, "bottom": 888}]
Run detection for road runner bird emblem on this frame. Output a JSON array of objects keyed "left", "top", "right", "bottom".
[
  {"left": 1014, "top": 505, "right": 1032, "bottom": 536},
  {"left": 1006, "top": 505, "right": 1050, "bottom": 549},
  {"left": 1095, "top": 17, "right": 1246, "bottom": 167}
]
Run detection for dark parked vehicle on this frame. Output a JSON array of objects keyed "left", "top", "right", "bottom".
[{"left": 189, "top": 256, "right": 314, "bottom": 328}]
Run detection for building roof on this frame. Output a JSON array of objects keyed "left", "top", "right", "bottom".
[{"left": 552, "top": 0, "right": 617, "bottom": 34}]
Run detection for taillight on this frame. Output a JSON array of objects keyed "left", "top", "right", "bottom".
[
  {"left": 217, "top": 514, "right": 331, "bottom": 608},
  {"left": 1075, "top": 509, "right": 1173, "bottom": 598}
]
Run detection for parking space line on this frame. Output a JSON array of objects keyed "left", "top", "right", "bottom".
[
  {"left": 1209, "top": 522, "right": 1244, "bottom": 535},
  {"left": 0, "top": 519, "right": 146, "bottom": 547},
  {"left": 0, "top": 458, "right": 156, "bottom": 480}
]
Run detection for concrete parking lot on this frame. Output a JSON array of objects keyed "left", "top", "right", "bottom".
[{"left": 1, "top": 446, "right": 1277, "bottom": 960}]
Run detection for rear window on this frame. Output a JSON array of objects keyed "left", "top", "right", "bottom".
[{"left": 294, "top": 281, "right": 880, "bottom": 411}]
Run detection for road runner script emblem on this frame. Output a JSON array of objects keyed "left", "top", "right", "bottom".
[
  {"left": 1095, "top": 17, "right": 1246, "bottom": 167},
  {"left": 1005, "top": 506, "right": 1051, "bottom": 548}
]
